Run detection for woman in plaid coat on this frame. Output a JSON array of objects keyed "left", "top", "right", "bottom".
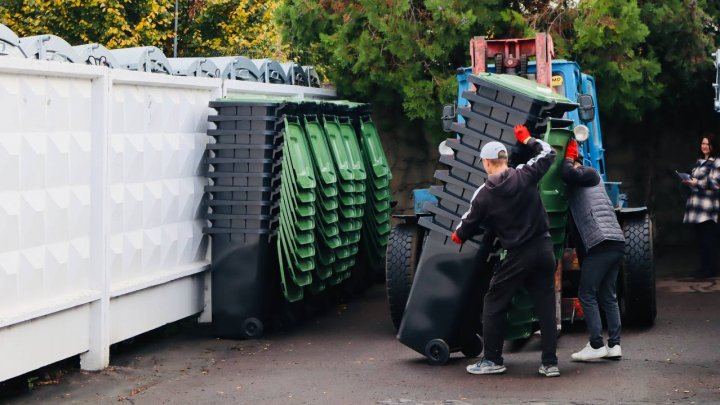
[{"left": 682, "top": 134, "right": 720, "bottom": 279}]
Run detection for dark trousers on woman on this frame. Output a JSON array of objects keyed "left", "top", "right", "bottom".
[
  {"left": 695, "top": 221, "right": 719, "bottom": 278},
  {"left": 579, "top": 242, "right": 624, "bottom": 349},
  {"left": 482, "top": 235, "right": 558, "bottom": 367}
]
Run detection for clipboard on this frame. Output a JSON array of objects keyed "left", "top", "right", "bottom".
[{"left": 676, "top": 170, "right": 698, "bottom": 191}]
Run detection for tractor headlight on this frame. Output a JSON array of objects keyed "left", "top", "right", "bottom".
[{"left": 573, "top": 125, "right": 590, "bottom": 142}]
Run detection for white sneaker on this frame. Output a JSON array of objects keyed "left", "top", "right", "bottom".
[
  {"left": 538, "top": 364, "right": 560, "bottom": 377},
  {"left": 571, "top": 342, "right": 608, "bottom": 361},
  {"left": 604, "top": 344, "right": 622, "bottom": 359},
  {"left": 466, "top": 358, "right": 507, "bottom": 375}
]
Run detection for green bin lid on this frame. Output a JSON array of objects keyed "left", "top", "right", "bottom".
[
  {"left": 303, "top": 116, "right": 338, "bottom": 185},
  {"left": 471, "top": 73, "right": 575, "bottom": 105},
  {"left": 277, "top": 248, "right": 304, "bottom": 302},
  {"left": 338, "top": 120, "right": 367, "bottom": 181},
  {"left": 359, "top": 119, "right": 390, "bottom": 178},
  {"left": 322, "top": 115, "right": 355, "bottom": 181},
  {"left": 278, "top": 230, "right": 314, "bottom": 280},
  {"left": 284, "top": 118, "right": 317, "bottom": 189}
]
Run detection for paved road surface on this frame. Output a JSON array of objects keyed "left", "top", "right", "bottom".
[{"left": 3, "top": 278, "right": 720, "bottom": 404}]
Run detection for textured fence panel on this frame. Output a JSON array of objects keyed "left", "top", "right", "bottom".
[{"left": 0, "top": 57, "right": 335, "bottom": 382}]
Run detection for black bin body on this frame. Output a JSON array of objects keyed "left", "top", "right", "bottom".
[
  {"left": 209, "top": 231, "right": 276, "bottom": 339},
  {"left": 397, "top": 229, "right": 493, "bottom": 360}
]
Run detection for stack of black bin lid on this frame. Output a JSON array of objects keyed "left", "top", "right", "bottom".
[
  {"left": 418, "top": 72, "right": 576, "bottom": 247},
  {"left": 398, "top": 73, "right": 576, "bottom": 344},
  {"left": 204, "top": 99, "right": 288, "bottom": 339}
]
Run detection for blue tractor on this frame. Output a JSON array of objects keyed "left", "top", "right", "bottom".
[{"left": 385, "top": 34, "right": 656, "bottom": 334}]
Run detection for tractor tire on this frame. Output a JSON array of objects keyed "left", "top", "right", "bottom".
[
  {"left": 620, "top": 213, "right": 656, "bottom": 327},
  {"left": 385, "top": 223, "right": 424, "bottom": 331}
]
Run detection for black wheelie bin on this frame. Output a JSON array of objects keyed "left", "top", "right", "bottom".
[{"left": 396, "top": 214, "right": 495, "bottom": 365}]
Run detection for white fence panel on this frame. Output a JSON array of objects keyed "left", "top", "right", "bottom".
[
  {"left": 0, "top": 57, "right": 335, "bottom": 382},
  {"left": 0, "top": 59, "right": 104, "bottom": 382},
  {"left": 105, "top": 71, "right": 218, "bottom": 345}
]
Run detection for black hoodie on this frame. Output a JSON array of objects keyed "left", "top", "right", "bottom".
[{"left": 455, "top": 138, "right": 556, "bottom": 250}]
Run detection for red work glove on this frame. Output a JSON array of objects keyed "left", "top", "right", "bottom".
[
  {"left": 565, "top": 139, "right": 579, "bottom": 161},
  {"left": 451, "top": 231, "right": 463, "bottom": 245},
  {"left": 514, "top": 124, "right": 531, "bottom": 144}
]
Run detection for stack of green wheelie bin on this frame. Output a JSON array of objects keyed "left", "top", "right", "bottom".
[
  {"left": 321, "top": 101, "right": 392, "bottom": 280},
  {"left": 319, "top": 112, "right": 365, "bottom": 278},
  {"left": 357, "top": 115, "right": 392, "bottom": 275},
  {"left": 276, "top": 114, "right": 318, "bottom": 302},
  {"left": 204, "top": 97, "right": 393, "bottom": 317}
]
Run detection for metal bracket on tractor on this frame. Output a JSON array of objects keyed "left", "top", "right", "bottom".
[{"left": 470, "top": 33, "right": 554, "bottom": 87}]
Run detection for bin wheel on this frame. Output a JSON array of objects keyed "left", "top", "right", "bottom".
[
  {"left": 241, "top": 317, "right": 264, "bottom": 339},
  {"left": 620, "top": 213, "right": 656, "bottom": 327},
  {"left": 425, "top": 339, "right": 450, "bottom": 365},
  {"left": 460, "top": 334, "right": 483, "bottom": 358},
  {"left": 385, "top": 223, "right": 424, "bottom": 330}
]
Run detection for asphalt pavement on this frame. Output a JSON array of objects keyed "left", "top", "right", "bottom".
[{"left": 2, "top": 272, "right": 719, "bottom": 405}]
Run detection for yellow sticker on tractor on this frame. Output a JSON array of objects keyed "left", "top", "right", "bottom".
[{"left": 551, "top": 75, "right": 564, "bottom": 86}]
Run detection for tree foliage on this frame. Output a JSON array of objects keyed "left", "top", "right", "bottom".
[
  {"left": 570, "top": 0, "right": 662, "bottom": 121},
  {"left": 2, "top": 0, "right": 719, "bottom": 125},
  {"left": 179, "top": 0, "right": 285, "bottom": 58},
  {"left": 278, "top": 0, "right": 720, "bottom": 125},
  {"left": 277, "top": 0, "right": 526, "bottom": 121},
  {"left": 0, "top": 0, "right": 284, "bottom": 59},
  {"left": 636, "top": 0, "right": 718, "bottom": 120},
  {"left": 565, "top": 0, "right": 718, "bottom": 123}
]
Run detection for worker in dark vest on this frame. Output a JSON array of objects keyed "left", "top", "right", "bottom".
[
  {"left": 561, "top": 139, "right": 625, "bottom": 361},
  {"left": 451, "top": 125, "right": 560, "bottom": 377}
]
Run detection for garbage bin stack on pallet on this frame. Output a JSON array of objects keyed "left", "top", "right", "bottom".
[
  {"left": 203, "top": 98, "right": 392, "bottom": 338},
  {"left": 398, "top": 73, "right": 578, "bottom": 363}
]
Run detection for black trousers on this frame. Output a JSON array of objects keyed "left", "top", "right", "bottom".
[
  {"left": 579, "top": 247, "right": 623, "bottom": 349},
  {"left": 695, "top": 221, "right": 719, "bottom": 278},
  {"left": 482, "top": 236, "right": 558, "bottom": 366}
]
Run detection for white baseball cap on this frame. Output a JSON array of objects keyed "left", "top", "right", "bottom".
[{"left": 479, "top": 141, "right": 508, "bottom": 159}]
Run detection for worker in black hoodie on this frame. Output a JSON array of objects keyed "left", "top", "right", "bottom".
[{"left": 451, "top": 124, "right": 559, "bottom": 377}]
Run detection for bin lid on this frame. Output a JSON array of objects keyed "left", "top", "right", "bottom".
[
  {"left": 73, "top": 44, "right": 121, "bottom": 68},
  {"left": 19, "top": 34, "right": 81, "bottom": 63},
  {"left": 110, "top": 46, "right": 172, "bottom": 74},
  {"left": 208, "top": 56, "right": 260, "bottom": 81},
  {"left": 0, "top": 24, "right": 25, "bottom": 57},
  {"left": 168, "top": 57, "right": 220, "bottom": 78},
  {"left": 359, "top": 119, "right": 390, "bottom": 178},
  {"left": 280, "top": 62, "right": 308, "bottom": 86},
  {"left": 469, "top": 73, "right": 576, "bottom": 106},
  {"left": 251, "top": 58, "right": 287, "bottom": 84},
  {"left": 302, "top": 116, "right": 337, "bottom": 185},
  {"left": 303, "top": 66, "right": 320, "bottom": 87}
]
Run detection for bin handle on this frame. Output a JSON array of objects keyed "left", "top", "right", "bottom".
[{"left": 417, "top": 217, "right": 483, "bottom": 249}]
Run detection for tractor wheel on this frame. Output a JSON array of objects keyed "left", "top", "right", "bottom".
[
  {"left": 385, "top": 223, "right": 424, "bottom": 331},
  {"left": 620, "top": 213, "right": 656, "bottom": 327},
  {"left": 425, "top": 339, "right": 450, "bottom": 365}
]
